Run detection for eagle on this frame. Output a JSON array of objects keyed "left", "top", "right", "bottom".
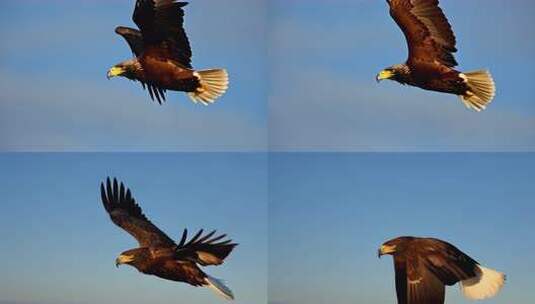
[
  {"left": 376, "top": 0, "right": 496, "bottom": 111},
  {"left": 378, "top": 236, "right": 505, "bottom": 304},
  {"left": 100, "top": 178, "right": 237, "bottom": 300},
  {"left": 107, "top": 1, "right": 229, "bottom": 105}
]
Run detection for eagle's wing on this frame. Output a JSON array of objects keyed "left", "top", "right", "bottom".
[
  {"left": 416, "top": 238, "right": 478, "bottom": 285},
  {"left": 175, "top": 228, "right": 237, "bottom": 266},
  {"left": 393, "top": 255, "right": 409, "bottom": 304},
  {"left": 100, "top": 178, "right": 175, "bottom": 247},
  {"left": 387, "top": 0, "right": 458, "bottom": 67},
  {"left": 132, "top": 0, "right": 193, "bottom": 68},
  {"left": 115, "top": 26, "right": 145, "bottom": 56},
  {"left": 403, "top": 254, "right": 446, "bottom": 304}
]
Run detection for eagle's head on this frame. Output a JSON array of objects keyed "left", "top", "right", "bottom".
[
  {"left": 378, "top": 236, "right": 414, "bottom": 258},
  {"left": 376, "top": 64, "right": 410, "bottom": 84},
  {"left": 115, "top": 248, "right": 147, "bottom": 268},
  {"left": 107, "top": 59, "right": 139, "bottom": 80}
]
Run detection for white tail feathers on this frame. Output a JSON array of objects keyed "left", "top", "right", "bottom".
[
  {"left": 460, "top": 265, "right": 505, "bottom": 300},
  {"left": 459, "top": 70, "right": 496, "bottom": 112},
  {"left": 205, "top": 274, "right": 234, "bottom": 300},
  {"left": 188, "top": 69, "right": 229, "bottom": 105}
]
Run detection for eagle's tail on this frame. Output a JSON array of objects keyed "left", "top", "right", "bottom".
[
  {"left": 188, "top": 69, "right": 229, "bottom": 105},
  {"left": 460, "top": 265, "right": 505, "bottom": 300},
  {"left": 205, "top": 274, "right": 234, "bottom": 300},
  {"left": 459, "top": 70, "right": 496, "bottom": 112}
]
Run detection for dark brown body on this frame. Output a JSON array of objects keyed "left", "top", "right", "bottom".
[
  {"left": 127, "top": 247, "right": 207, "bottom": 286},
  {"left": 139, "top": 46, "right": 200, "bottom": 92},
  {"left": 402, "top": 62, "right": 469, "bottom": 96}
]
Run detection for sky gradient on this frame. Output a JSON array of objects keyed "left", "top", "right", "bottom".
[
  {"left": 1, "top": 1, "right": 534, "bottom": 303},
  {"left": 0, "top": 0, "right": 267, "bottom": 151},
  {"left": 0, "top": 153, "right": 267, "bottom": 304},
  {"left": 269, "top": 0, "right": 535, "bottom": 151},
  {"left": 269, "top": 153, "right": 535, "bottom": 304},
  {"left": 1, "top": 1, "right": 534, "bottom": 151}
]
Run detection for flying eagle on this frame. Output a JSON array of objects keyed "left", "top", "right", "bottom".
[
  {"left": 376, "top": 0, "right": 496, "bottom": 111},
  {"left": 107, "top": 1, "right": 229, "bottom": 105},
  {"left": 100, "top": 178, "right": 237, "bottom": 300},
  {"left": 379, "top": 236, "right": 505, "bottom": 304}
]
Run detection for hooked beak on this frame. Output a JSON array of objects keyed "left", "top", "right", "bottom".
[
  {"left": 376, "top": 70, "right": 394, "bottom": 83},
  {"left": 115, "top": 254, "right": 134, "bottom": 268},
  {"left": 378, "top": 244, "right": 396, "bottom": 258},
  {"left": 107, "top": 66, "right": 124, "bottom": 80}
]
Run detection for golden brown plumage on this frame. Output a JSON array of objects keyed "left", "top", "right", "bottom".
[
  {"left": 377, "top": 0, "right": 495, "bottom": 111},
  {"left": 108, "top": 1, "right": 229, "bottom": 105},
  {"left": 100, "top": 178, "right": 237, "bottom": 300}
]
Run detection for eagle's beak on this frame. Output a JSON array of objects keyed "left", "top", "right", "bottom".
[
  {"left": 115, "top": 254, "right": 134, "bottom": 268},
  {"left": 376, "top": 70, "right": 394, "bottom": 83},
  {"left": 378, "top": 244, "right": 396, "bottom": 258},
  {"left": 107, "top": 66, "right": 125, "bottom": 80}
]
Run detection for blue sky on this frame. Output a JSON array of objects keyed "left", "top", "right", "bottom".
[
  {"left": 1, "top": 1, "right": 534, "bottom": 152},
  {"left": 0, "top": 153, "right": 267, "bottom": 304},
  {"left": 0, "top": 0, "right": 267, "bottom": 151},
  {"left": 269, "top": 153, "right": 535, "bottom": 304},
  {"left": 269, "top": 0, "right": 535, "bottom": 151}
]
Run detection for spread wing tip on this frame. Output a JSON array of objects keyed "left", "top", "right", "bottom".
[
  {"left": 100, "top": 177, "right": 137, "bottom": 212},
  {"left": 177, "top": 229, "right": 237, "bottom": 247}
]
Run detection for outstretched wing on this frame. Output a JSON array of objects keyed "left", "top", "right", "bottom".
[
  {"left": 132, "top": 0, "right": 192, "bottom": 68},
  {"left": 415, "top": 238, "right": 478, "bottom": 285},
  {"left": 175, "top": 229, "right": 237, "bottom": 266},
  {"left": 387, "top": 0, "right": 458, "bottom": 67},
  {"left": 100, "top": 177, "right": 175, "bottom": 247},
  {"left": 115, "top": 26, "right": 145, "bottom": 56}
]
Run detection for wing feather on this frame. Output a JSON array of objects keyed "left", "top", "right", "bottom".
[
  {"left": 175, "top": 228, "right": 237, "bottom": 266},
  {"left": 141, "top": 82, "right": 166, "bottom": 104},
  {"left": 416, "top": 238, "right": 478, "bottom": 285},
  {"left": 406, "top": 254, "right": 446, "bottom": 304},
  {"left": 388, "top": 0, "right": 458, "bottom": 67},
  {"left": 115, "top": 26, "right": 145, "bottom": 57},
  {"left": 394, "top": 255, "right": 409, "bottom": 304},
  {"left": 100, "top": 177, "right": 175, "bottom": 247},
  {"left": 132, "top": 0, "right": 192, "bottom": 68}
]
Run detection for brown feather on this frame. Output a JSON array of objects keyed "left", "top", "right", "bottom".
[
  {"left": 133, "top": 0, "right": 192, "bottom": 68},
  {"left": 100, "top": 177, "right": 175, "bottom": 247},
  {"left": 388, "top": 0, "right": 457, "bottom": 67}
]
